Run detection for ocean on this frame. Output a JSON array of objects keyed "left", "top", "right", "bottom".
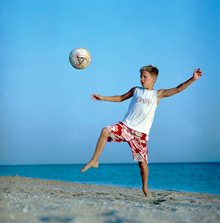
[{"left": 0, "top": 163, "right": 220, "bottom": 195}]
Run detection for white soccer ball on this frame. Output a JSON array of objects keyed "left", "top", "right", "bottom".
[{"left": 69, "top": 48, "right": 91, "bottom": 70}]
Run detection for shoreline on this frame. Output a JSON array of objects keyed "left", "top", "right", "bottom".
[
  {"left": 1, "top": 176, "right": 220, "bottom": 223},
  {"left": 1, "top": 174, "right": 219, "bottom": 196}
]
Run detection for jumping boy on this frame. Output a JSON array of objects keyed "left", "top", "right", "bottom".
[{"left": 81, "top": 65, "right": 203, "bottom": 198}]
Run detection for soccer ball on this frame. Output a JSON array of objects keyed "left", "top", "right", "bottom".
[{"left": 69, "top": 48, "right": 91, "bottom": 70}]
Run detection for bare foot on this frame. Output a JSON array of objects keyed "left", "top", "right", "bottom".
[
  {"left": 143, "top": 189, "right": 153, "bottom": 199},
  {"left": 80, "top": 160, "right": 98, "bottom": 172}
]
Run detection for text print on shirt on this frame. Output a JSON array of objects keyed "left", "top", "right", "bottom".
[{"left": 135, "top": 97, "right": 152, "bottom": 105}]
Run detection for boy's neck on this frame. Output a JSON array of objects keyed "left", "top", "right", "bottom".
[{"left": 144, "top": 86, "right": 154, "bottom": 90}]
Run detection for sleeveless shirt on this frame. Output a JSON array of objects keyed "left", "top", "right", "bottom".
[{"left": 122, "top": 87, "right": 158, "bottom": 135}]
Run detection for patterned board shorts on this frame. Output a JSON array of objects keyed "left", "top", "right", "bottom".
[{"left": 106, "top": 122, "right": 149, "bottom": 163}]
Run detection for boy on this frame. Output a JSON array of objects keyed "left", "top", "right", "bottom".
[{"left": 81, "top": 65, "right": 203, "bottom": 198}]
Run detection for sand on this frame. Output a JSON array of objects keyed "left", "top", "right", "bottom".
[{"left": 0, "top": 176, "right": 219, "bottom": 223}]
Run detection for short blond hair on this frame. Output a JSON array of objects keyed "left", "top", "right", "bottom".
[{"left": 140, "top": 65, "right": 159, "bottom": 78}]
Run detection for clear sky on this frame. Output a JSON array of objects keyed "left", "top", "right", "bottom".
[{"left": 1, "top": 0, "right": 219, "bottom": 165}]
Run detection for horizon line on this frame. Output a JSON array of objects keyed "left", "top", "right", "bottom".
[{"left": 0, "top": 161, "right": 220, "bottom": 166}]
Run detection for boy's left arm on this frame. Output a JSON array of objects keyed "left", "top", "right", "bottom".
[{"left": 157, "top": 68, "right": 203, "bottom": 104}]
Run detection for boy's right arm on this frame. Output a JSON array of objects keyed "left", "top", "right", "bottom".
[
  {"left": 92, "top": 87, "right": 136, "bottom": 102},
  {"left": 157, "top": 68, "right": 203, "bottom": 104}
]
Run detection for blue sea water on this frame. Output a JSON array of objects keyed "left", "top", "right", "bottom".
[{"left": 0, "top": 163, "right": 220, "bottom": 195}]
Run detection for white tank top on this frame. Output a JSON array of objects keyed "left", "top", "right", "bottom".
[{"left": 122, "top": 87, "right": 157, "bottom": 135}]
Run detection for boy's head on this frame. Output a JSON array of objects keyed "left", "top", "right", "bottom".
[{"left": 140, "top": 65, "right": 159, "bottom": 79}]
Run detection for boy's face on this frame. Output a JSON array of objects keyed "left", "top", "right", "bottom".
[{"left": 140, "top": 71, "right": 156, "bottom": 89}]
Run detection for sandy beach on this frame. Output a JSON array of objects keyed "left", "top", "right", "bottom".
[{"left": 0, "top": 176, "right": 219, "bottom": 223}]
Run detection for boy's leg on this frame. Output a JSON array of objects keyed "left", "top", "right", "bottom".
[
  {"left": 80, "top": 128, "right": 110, "bottom": 172},
  {"left": 138, "top": 162, "right": 152, "bottom": 198}
]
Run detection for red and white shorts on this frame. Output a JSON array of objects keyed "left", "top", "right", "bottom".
[{"left": 106, "top": 122, "right": 149, "bottom": 163}]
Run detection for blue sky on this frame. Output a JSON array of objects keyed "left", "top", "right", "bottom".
[{"left": 1, "top": 0, "right": 219, "bottom": 165}]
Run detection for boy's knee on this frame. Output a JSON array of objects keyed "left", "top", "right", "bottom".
[
  {"left": 139, "top": 162, "right": 148, "bottom": 170},
  {"left": 101, "top": 128, "right": 110, "bottom": 138}
]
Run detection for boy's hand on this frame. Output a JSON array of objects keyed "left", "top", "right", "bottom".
[
  {"left": 92, "top": 94, "right": 103, "bottom": 101},
  {"left": 193, "top": 68, "right": 203, "bottom": 80}
]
